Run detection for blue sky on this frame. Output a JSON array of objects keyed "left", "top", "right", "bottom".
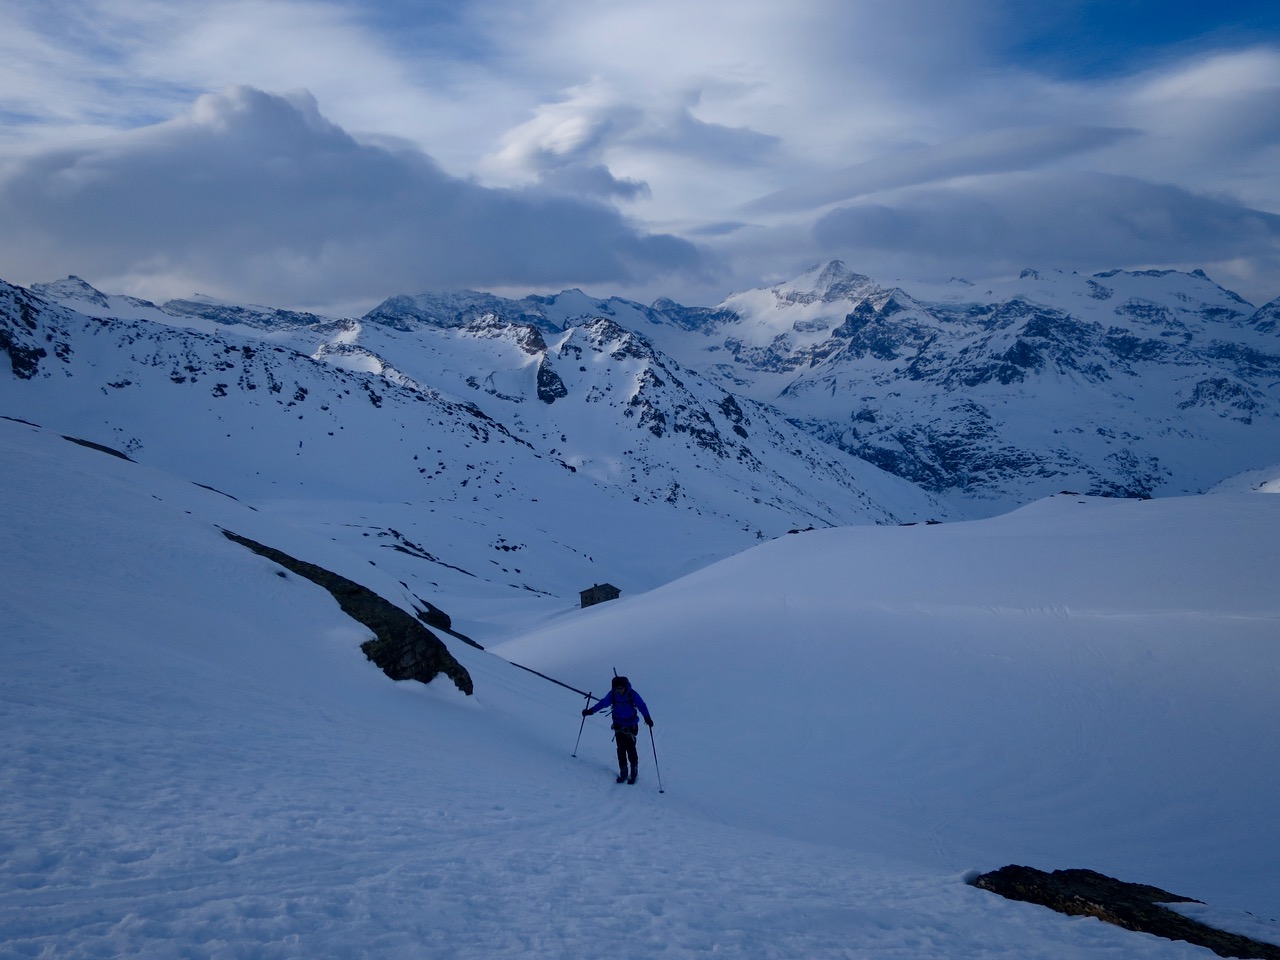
[
  {"left": 1, "top": 0, "right": 1278, "bottom": 311},
  {"left": 1002, "top": 1, "right": 1280, "bottom": 77}
]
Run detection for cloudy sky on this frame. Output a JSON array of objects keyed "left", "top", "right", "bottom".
[{"left": 2, "top": 0, "right": 1279, "bottom": 312}]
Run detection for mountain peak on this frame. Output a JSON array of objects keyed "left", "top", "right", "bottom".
[
  {"left": 31, "top": 276, "right": 111, "bottom": 308},
  {"left": 775, "top": 261, "right": 876, "bottom": 306}
]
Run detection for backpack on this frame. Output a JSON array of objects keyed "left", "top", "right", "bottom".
[{"left": 609, "top": 677, "right": 638, "bottom": 730}]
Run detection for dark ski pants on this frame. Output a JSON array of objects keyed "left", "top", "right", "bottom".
[{"left": 614, "top": 725, "right": 639, "bottom": 774}]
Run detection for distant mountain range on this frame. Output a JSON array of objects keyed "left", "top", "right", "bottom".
[
  {"left": 1, "top": 270, "right": 938, "bottom": 617},
  {"left": 358, "top": 259, "right": 1280, "bottom": 512},
  {"left": 4, "top": 261, "right": 1278, "bottom": 600},
  {"left": 664, "top": 262, "right": 1280, "bottom": 510},
  {"left": 330, "top": 260, "right": 1280, "bottom": 511}
]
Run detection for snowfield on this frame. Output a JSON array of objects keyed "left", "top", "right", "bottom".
[{"left": 3, "top": 417, "right": 1279, "bottom": 958}]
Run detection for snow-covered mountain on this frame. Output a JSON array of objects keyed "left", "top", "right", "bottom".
[
  {"left": 353, "top": 261, "right": 1280, "bottom": 515},
  {"left": 12, "top": 259, "right": 1279, "bottom": 586},
  {"left": 648, "top": 262, "right": 1280, "bottom": 513},
  {"left": 0, "top": 277, "right": 938, "bottom": 635},
  {"left": 29, "top": 275, "right": 330, "bottom": 331},
  {"left": 3, "top": 415, "right": 1278, "bottom": 958},
  {"left": 20, "top": 259, "right": 1280, "bottom": 522}
]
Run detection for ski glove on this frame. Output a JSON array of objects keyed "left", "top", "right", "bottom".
[
  {"left": 581, "top": 708, "right": 591, "bottom": 717},
  {"left": 644, "top": 717, "right": 654, "bottom": 727}
]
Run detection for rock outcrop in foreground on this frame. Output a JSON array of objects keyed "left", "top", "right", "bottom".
[{"left": 971, "top": 865, "right": 1280, "bottom": 959}]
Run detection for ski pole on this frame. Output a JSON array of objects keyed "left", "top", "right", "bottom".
[
  {"left": 648, "top": 724, "right": 664, "bottom": 793},
  {"left": 572, "top": 691, "right": 593, "bottom": 757}
]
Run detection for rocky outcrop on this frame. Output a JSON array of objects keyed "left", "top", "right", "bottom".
[
  {"left": 364, "top": 291, "right": 557, "bottom": 332},
  {"left": 536, "top": 358, "right": 568, "bottom": 403},
  {"left": 971, "top": 865, "right": 1280, "bottom": 959},
  {"left": 221, "top": 530, "right": 472, "bottom": 694},
  {"left": 160, "top": 298, "right": 328, "bottom": 330},
  {"left": 0, "top": 282, "right": 52, "bottom": 379},
  {"left": 1250, "top": 297, "right": 1280, "bottom": 334},
  {"left": 61, "top": 435, "right": 135, "bottom": 461}
]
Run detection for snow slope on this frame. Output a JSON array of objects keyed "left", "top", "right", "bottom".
[
  {"left": 0, "top": 277, "right": 941, "bottom": 642},
  {"left": 3, "top": 417, "right": 1279, "bottom": 959},
  {"left": 497, "top": 491, "right": 1280, "bottom": 910}
]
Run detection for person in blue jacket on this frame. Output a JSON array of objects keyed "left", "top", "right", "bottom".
[{"left": 582, "top": 675, "right": 653, "bottom": 783}]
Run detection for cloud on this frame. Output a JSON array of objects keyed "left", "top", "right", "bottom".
[
  {"left": 809, "top": 171, "right": 1280, "bottom": 300},
  {"left": 485, "top": 79, "right": 780, "bottom": 195},
  {"left": 1108, "top": 48, "right": 1280, "bottom": 210},
  {"left": 0, "top": 1, "right": 511, "bottom": 176},
  {"left": 636, "top": 104, "right": 782, "bottom": 168},
  {"left": 535, "top": 163, "right": 651, "bottom": 202},
  {"left": 742, "top": 125, "right": 1137, "bottom": 214},
  {"left": 0, "top": 85, "right": 705, "bottom": 308},
  {"left": 485, "top": 80, "right": 648, "bottom": 190},
  {"left": 2, "top": 2, "right": 1279, "bottom": 308}
]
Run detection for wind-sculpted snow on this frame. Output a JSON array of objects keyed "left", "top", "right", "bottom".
[{"left": 498, "top": 489, "right": 1280, "bottom": 919}]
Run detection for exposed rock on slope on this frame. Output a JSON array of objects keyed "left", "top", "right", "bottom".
[
  {"left": 972, "top": 866, "right": 1280, "bottom": 959},
  {"left": 222, "top": 530, "right": 473, "bottom": 694}
]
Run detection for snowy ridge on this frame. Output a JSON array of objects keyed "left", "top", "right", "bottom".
[
  {"left": 158, "top": 294, "right": 331, "bottom": 331},
  {"left": 25, "top": 276, "right": 323, "bottom": 334}
]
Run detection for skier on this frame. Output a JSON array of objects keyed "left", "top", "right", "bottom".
[{"left": 582, "top": 675, "right": 653, "bottom": 783}]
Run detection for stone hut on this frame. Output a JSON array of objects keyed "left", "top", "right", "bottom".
[{"left": 580, "top": 583, "right": 621, "bottom": 609}]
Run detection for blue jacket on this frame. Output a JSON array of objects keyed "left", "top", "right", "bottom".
[{"left": 588, "top": 680, "right": 651, "bottom": 727}]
